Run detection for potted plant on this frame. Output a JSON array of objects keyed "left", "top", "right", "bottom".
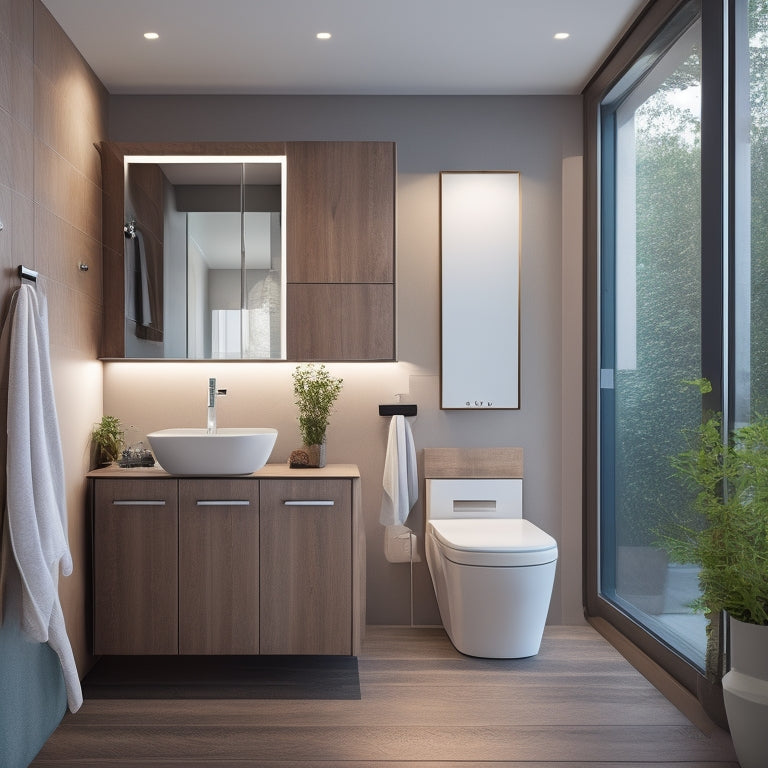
[
  {"left": 665, "top": 381, "right": 768, "bottom": 766},
  {"left": 291, "top": 364, "right": 343, "bottom": 468},
  {"left": 91, "top": 415, "right": 125, "bottom": 466}
]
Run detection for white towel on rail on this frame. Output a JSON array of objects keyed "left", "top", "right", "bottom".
[
  {"left": 379, "top": 415, "right": 418, "bottom": 526},
  {"left": 2, "top": 284, "right": 82, "bottom": 712}
]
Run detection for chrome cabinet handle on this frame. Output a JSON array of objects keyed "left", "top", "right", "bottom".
[
  {"left": 196, "top": 500, "right": 250, "bottom": 506},
  {"left": 112, "top": 500, "right": 166, "bottom": 506},
  {"left": 283, "top": 500, "right": 335, "bottom": 506}
]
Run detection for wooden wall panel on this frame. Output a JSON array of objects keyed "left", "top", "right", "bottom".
[
  {"left": 423, "top": 447, "right": 525, "bottom": 479},
  {"left": 1, "top": 2, "right": 108, "bottom": 763}
]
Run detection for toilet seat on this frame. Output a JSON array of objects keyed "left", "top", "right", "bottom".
[{"left": 428, "top": 518, "right": 558, "bottom": 567}]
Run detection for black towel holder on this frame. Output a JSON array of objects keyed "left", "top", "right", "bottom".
[
  {"left": 379, "top": 404, "right": 417, "bottom": 417},
  {"left": 18, "top": 265, "right": 38, "bottom": 283}
]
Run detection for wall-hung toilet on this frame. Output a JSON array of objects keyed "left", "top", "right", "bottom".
[{"left": 424, "top": 448, "right": 558, "bottom": 659}]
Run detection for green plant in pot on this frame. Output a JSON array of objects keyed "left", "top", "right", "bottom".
[
  {"left": 91, "top": 415, "right": 125, "bottom": 466},
  {"left": 664, "top": 380, "right": 768, "bottom": 766},
  {"left": 291, "top": 364, "right": 343, "bottom": 468}
]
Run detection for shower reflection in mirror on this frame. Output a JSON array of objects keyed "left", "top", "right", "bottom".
[{"left": 123, "top": 155, "right": 287, "bottom": 359}]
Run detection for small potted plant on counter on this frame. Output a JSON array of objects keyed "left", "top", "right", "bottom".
[
  {"left": 290, "top": 364, "right": 343, "bottom": 468},
  {"left": 91, "top": 415, "right": 125, "bottom": 467}
]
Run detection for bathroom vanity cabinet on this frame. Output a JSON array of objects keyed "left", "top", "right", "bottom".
[{"left": 89, "top": 465, "right": 364, "bottom": 656}]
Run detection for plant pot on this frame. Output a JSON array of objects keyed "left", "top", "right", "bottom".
[
  {"left": 722, "top": 616, "right": 768, "bottom": 767},
  {"left": 303, "top": 441, "right": 326, "bottom": 468}
]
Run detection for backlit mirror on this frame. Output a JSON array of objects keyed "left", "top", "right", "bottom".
[
  {"left": 123, "top": 155, "right": 286, "bottom": 359},
  {"left": 440, "top": 170, "right": 521, "bottom": 409}
]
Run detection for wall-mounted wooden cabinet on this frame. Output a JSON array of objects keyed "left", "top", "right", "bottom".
[
  {"left": 99, "top": 140, "right": 396, "bottom": 361},
  {"left": 90, "top": 467, "right": 364, "bottom": 656},
  {"left": 286, "top": 141, "right": 396, "bottom": 361}
]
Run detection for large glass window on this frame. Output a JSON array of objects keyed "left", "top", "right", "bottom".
[
  {"left": 588, "top": 0, "right": 768, "bottom": 699},
  {"left": 599, "top": 11, "right": 707, "bottom": 670}
]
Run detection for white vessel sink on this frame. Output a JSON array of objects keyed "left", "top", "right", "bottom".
[{"left": 147, "top": 427, "right": 278, "bottom": 476}]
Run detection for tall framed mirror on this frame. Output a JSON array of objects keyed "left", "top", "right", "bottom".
[{"left": 440, "top": 171, "right": 521, "bottom": 409}]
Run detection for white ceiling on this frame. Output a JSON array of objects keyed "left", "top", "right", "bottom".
[{"left": 41, "top": 0, "right": 647, "bottom": 96}]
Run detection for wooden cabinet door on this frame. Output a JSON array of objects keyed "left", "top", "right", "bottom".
[
  {"left": 178, "top": 479, "right": 260, "bottom": 654},
  {"left": 287, "top": 141, "right": 395, "bottom": 283},
  {"left": 287, "top": 283, "right": 394, "bottom": 361},
  {"left": 93, "top": 479, "right": 178, "bottom": 654},
  {"left": 259, "top": 479, "right": 352, "bottom": 654}
]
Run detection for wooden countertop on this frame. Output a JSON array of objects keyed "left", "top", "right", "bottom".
[{"left": 86, "top": 463, "right": 361, "bottom": 480}]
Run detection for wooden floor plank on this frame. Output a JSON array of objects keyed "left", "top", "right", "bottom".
[
  {"left": 30, "top": 626, "right": 737, "bottom": 767},
  {"left": 26, "top": 763, "right": 743, "bottom": 768},
  {"left": 31, "top": 724, "right": 737, "bottom": 763},
  {"left": 61, "top": 685, "right": 689, "bottom": 728}
]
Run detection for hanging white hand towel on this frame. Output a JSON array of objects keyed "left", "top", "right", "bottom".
[
  {"left": 379, "top": 415, "right": 418, "bottom": 526},
  {"left": 3, "top": 284, "right": 82, "bottom": 712}
]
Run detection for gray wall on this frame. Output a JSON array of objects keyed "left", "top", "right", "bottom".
[{"left": 106, "top": 95, "right": 584, "bottom": 626}]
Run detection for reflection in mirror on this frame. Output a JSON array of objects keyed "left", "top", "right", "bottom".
[{"left": 124, "top": 156, "right": 286, "bottom": 359}]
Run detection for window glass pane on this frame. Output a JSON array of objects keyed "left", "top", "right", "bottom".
[{"left": 601, "top": 18, "right": 706, "bottom": 670}]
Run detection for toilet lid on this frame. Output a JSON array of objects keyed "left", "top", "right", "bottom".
[{"left": 429, "top": 518, "right": 558, "bottom": 567}]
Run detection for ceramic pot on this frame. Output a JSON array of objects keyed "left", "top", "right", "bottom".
[{"left": 722, "top": 616, "right": 768, "bottom": 767}]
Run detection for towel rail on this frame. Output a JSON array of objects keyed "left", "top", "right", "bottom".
[
  {"left": 18, "top": 265, "right": 38, "bottom": 283},
  {"left": 379, "top": 404, "right": 417, "bottom": 417}
]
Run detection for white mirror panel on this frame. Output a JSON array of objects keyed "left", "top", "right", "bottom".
[{"left": 440, "top": 171, "right": 521, "bottom": 409}]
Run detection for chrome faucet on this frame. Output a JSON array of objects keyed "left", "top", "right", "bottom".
[{"left": 206, "top": 377, "right": 227, "bottom": 433}]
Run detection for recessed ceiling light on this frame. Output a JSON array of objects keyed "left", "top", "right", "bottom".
[
  {"left": 316, "top": 32, "right": 332, "bottom": 40},
  {"left": 144, "top": 32, "right": 159, "bottom": 40},
  {"left": 554, "top": 32, "right": 570, "bottom": 40}
]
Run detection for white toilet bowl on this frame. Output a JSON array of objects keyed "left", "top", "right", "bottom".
[{"left": 425, "top": 478, "right": 558, "bottom": 658}]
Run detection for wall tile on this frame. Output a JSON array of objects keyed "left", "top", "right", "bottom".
[
  {"left": 45, "top": 278, "right": 101, "bottom": 355},
  {"left": 0, "top": 185, "right": 34, "bottom": 279},
  {"left": 32, "top": 0, "right": 77, "bottom": 85},
  {"left": 34, "top": 205, "right": 102, "bottom": 303},
  {"left": 0, "top": 0, "right": 33, "bottom": 60},
  {"left": 0, "top": 2, "right": 34, "bottom": 128},
  {"left": 0, "top": 108, "right": 34, "bottom": 199},
  {"left": 34, "top": 57, "right": 106, "bottom": 186},
  {"left": 33, "top": 140, "right": 100, "bottom": 242},
  {"left": 0, "top": 183, "right": 16, "bottom": 283}
]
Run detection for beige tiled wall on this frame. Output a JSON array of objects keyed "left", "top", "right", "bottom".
[{"left": 1, "top": 0, "right": 107, "bottom": 674}]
